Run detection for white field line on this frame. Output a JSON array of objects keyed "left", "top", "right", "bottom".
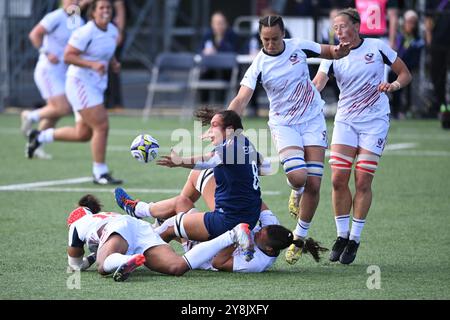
[
  {"left": 0, "top": 177, "right": 93, "bottom": 191},
  {"left": 0, "top": 177, "right": 281, "bottom": 195}
]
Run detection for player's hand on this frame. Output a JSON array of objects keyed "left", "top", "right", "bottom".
[
  {"left": 378, "top": 81, "right": 400, "bottom": 93},
  {"left": 111, "top": 60, "right": 121, "bottom": 73},
  {"left": 156, "top": 149, "right": 182, "bottom": 168},
  {"left": 334, "top": 42, "right": 351, "bottom": 59},
  {"left": 90, "top": 61, "right": 106, "bottom": 75},
  {"left": 46, "top": 53, "right": 59, "bottom": 64}
]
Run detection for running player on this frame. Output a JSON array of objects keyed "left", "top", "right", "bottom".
[
  {"left": 22, "top": 0, "right": 84, "bottom": 159},
  {"left": 312, "top": 8, "right": 412, "bottom": 264},
  {"left": 27, "top": 0, "right": 122, "bottom": 185},
  {"left": 226, "top": 15, "right": 351, "bottom": 264}
]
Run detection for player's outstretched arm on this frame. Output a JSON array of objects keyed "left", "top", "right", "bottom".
[
  {"left": 67, "top": 246, "right": 96, "bottom": 271},
  {"left": 157, "top": 149, "right": 218, "bottom": 169},
  {"left": 319, "top": 42, "right": 351, "bottom": 60}
]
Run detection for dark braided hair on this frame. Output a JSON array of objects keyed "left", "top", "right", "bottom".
[
  {"left": 78, "top": 194, "right": 102, "bottom": 214},
  {"left": 258, "top": 15, "right": 285, "bottom": 33},
  {"left": 194, "top": 107, "right": 243, "bottom": 131},
  {"left": 265, "top": 225, "right": 328, "bottom": 261}
]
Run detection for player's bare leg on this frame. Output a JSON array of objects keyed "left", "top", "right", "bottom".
[{"left": 286, "top": 146, "right": 324, "bottom": 264}]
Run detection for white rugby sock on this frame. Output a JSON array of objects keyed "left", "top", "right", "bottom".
[
  {"left": 349, "top": 218, "right": 366, "bottom": 243},
  {"left": 102, "top": 253, "right": 131, "bottom": 273},
  {"left": 93, "top": 162, "right": 108, "bottom": 179},
  {"left": 294, "top": 219, "right": 310, "bottom": 239},
  {"left": 183, "top": 231, "right": 234, "bottom": 270},
  {"left": 38, "top": 128, "right": 54, "bottom": 144},
  {"left": 28, "top": 110, "right": 40, "bottom": 122},
  {"left": 135, "top": 201, "right": 151, "bottom": 218},
  {"left": 335, "top": 214, "right": 350, "bottom": 238}
]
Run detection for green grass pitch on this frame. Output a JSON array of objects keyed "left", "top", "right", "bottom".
[{"left": 0, "top": 113, "right": 449, "bottom": 299}]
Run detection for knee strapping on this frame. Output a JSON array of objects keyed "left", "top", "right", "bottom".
[
  {"left": 280, "top": 149, "right": 306, "bottom": 174},
  {"left": 329, "top": 152, "right": 354, "bottom": 170},
  {"left": 306, "top": 161, "right": 324, "bottom": 178},
  {"left": 174, "top": 212, "right": 189, "bottom": 240},
  {"left": 355, "top": 154, "right": 379, "bottom": 175}
]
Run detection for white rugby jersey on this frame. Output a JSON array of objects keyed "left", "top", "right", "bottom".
[
  {"left": 232, "top": 210, "right": 280, "bottom": 273},
  {"left": 68, "top": 210, "right": 120, "bottom": 252},
  {"left": 39, "top": 8, "right": 84, "bottom": 63},
  {"left": 241, "top": 38, "right": 325, "bottom": 126},
  {"left": 66, "top": 21, "right": 118, "bottom": 90},
  {"left": 318, "top": 38, "right": 397, "bottom": 122}
]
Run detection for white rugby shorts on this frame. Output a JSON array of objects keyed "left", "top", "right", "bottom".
[
  {"left": 34, "top": 60, "right": 66, "bottom": 100},
  {"left": 66, "top": 75, "right": 104, "bottom": 112},
  {"left": 331, "top": 115, "right": 390, "bottom": 155},
  {"left": 269, "top": 112, "right": 328, "bottom": 152},
  {"left": 98, "top": 215, "right": 166, "bottom": 255}
]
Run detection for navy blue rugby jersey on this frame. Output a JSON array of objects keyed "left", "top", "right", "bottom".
[{"left": 213, "top": 134, "right": 262, "bottom": 215}]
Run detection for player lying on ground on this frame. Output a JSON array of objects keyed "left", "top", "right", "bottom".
[
  {"left": 115, "top": 169, "right": 328, "bottom": 272},
  {"left": 67, "top": 194, "right": 254, "bottom": 281}
]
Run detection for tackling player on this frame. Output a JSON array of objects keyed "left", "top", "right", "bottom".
[{"left": 67, "top": 194, "right": 253, "bottom": 281}]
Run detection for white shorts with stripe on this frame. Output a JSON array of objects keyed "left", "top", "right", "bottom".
[
  {"left": 33, "top": 60, "right": 66, "bottom": 100},
  {"left": 98, "top": 215, "right": 166, "bottom": 255},
  {"left": 331, "top": 115, "right": 389, "bottom": 155},
  {"left": 269, "top": 112, "right": 328, "bottom": 152},
  {"left": 66, "top": 75, "right": 104, "bottom": 112}
]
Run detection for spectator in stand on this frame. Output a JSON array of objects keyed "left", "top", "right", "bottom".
[
  {"left": 425, "top": 0, "right": 450, "bottom": 125},
  {"left": 199, "top": 11, "right": 239, "bottom": 104}
]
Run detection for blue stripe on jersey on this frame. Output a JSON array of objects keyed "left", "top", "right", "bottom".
[
  {"left": 281, "top": 157, "right": 305, "bottom": 165},
  {"left": 285, "top": 164, "right": 307, "bottom": 173}
]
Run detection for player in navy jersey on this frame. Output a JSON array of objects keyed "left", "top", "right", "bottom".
[
  {"left": 116, "top": 108, "right": 262, "bottom": 259},
  {"left": 313, "top": 8, "right": 411, "bottom": 264},
  {"left": 227, "top": 15, "right": 352, "bottom": 265}
]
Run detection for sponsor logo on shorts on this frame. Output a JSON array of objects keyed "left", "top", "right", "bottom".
[{"left": 377, "top": 138, "right": 384, "bottom": 148}]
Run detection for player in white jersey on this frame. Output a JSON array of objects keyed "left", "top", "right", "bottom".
[
  {"left": 113, "top": 169, "right": 327, "bottom": 273},
  {"left": 227, "top": 15, "right": 351, "bottom": 265},
  {"left": 313, "top": 8, "right": 412, "bottom": 264},
  {"left": 67, "top": 194, "right": 254, "bottom": 281},
  {"left": 21, "top": 0, "right": 84, "bottom": 159},
  {"left": 27, "top": 0, "right": 122, "bottom": 185}
]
